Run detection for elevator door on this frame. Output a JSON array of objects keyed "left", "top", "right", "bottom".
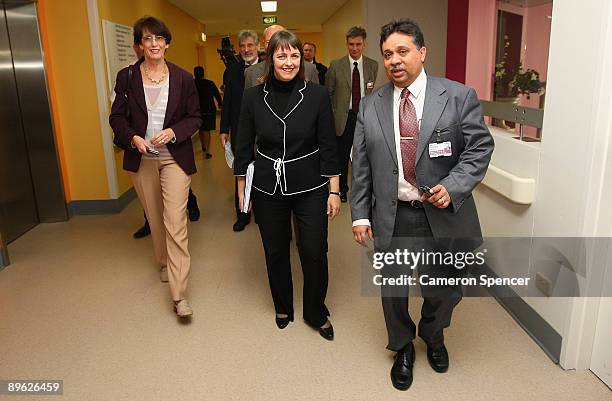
[{"left": 0, "top": 3, "right": 39, "bottom": 242}]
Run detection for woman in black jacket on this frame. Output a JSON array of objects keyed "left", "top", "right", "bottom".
[{"left": 234, "top": 30, "right": 340, "bottom": 340}]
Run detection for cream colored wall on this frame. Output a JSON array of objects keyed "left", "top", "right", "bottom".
[
  {"left": 199, "top": 35, "right": 231, "bottom": 89},
  {"left": 364, "top": 0, "right": 448, "bottom": 87},
  {"left": 297, "top": 32, "right": 326, "bottom": 65},
  {"left": 39, "top": 0, "right": 109, "bottom": 201},
  {"left": 322, "top": 0, "right": 364, "bottom": 64},
  {"left": 98, "top": 0, "right": 203, "bottom": 72}
]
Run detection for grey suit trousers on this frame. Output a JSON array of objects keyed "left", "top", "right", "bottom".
[{"left": 381, "top": 204, "right": 463, "bottom": 351}]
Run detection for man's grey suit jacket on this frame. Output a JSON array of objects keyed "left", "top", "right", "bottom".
[
  {"left": 350, "top": 77, "right": 494, "bottom": 251},
  {"left": 244, "top": 61, "right": 319, "bottom": 89},
  {"left": 325, "top": 55, "right": 378, "bottom": 136}
]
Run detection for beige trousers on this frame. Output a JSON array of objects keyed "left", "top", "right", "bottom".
[{"left": 130, "top": 158, "right": 191, "bottom": 301}]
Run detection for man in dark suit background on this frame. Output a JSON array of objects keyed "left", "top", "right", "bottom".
[
  {"left": 350, "top": 19, "right": 494, "bottom": 391},
  {"left": 326, "top": 26, "right": 378, "bottom": 203},
  {"left": 220, "top": 29, "right": 259, "bottom": 232},
  {"left": 303, "top": 42, "right": 327, "bottom": 85}
]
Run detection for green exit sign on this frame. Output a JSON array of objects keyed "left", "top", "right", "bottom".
[{"left": 263, "top": 15, "right": 277, "bottom": 25}]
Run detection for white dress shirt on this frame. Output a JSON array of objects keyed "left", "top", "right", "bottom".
[
  {"left": 352, "top": 69, "right": 428, "bottom": 227},
  {"left": 348, "top": 55, "right": 365, "bottom": 110}
]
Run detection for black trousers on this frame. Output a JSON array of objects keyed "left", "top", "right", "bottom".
[
  {"left": 381, "top": 204, "right": 463, "bottom": 351},
  {"left": 337, "top": 111, "right": 357, "bottom": 196},
  {"left": 253, "top": 186, "right": 330, "bottom": 327}
]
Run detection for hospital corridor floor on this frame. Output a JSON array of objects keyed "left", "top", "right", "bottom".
[{"left": 0, "top": 144, "right": 610, "bottom": 401}]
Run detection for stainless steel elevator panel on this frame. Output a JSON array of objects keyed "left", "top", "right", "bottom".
[
  {"left": 5, "top": 2, "right": 67, "bottom": 222},
  {"left": 0, "top": 3, "right": 39, "bottom": 243}
]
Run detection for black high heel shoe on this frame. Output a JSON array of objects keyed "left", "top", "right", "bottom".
[
  {"left": 275, "top": 315, "right": 290, "bottom": 329},
  {"left": 317, "top": 320, "right": 334, "bottom": 341}
]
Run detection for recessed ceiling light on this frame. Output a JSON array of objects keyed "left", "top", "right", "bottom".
[{"left": 261, "top": 1, "right": 277, "bottom": 13}]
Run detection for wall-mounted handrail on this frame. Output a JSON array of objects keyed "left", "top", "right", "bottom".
[{"left": 481, "top": 164, "right": 536, "bottom": 205}]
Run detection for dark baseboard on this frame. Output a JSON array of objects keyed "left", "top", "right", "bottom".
[
  {"left": 477, "top": 264, "right": 562, "bottom": 363},
  {"left": 67, "top": 187, "right": 137, "bottom": 216}
]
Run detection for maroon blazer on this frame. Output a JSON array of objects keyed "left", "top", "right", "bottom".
[{"left": 109, "top": 60, "right": 201, "bottom": 175}]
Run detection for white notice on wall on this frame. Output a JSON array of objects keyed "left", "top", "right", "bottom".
[{"left": 102, "top": 20, "right": 138, "bottom": 102}]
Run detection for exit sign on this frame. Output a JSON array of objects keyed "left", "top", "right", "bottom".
[{"left": 263, "top": 15, "right": 277, "bottom": 25}]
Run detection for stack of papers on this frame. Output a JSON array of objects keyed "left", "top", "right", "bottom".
[
  {"left": 242, "top": 162, "right": 255, "bottom": 213},
  {"left": 225, "top": 141, "right": 234, "bottom": 169}
]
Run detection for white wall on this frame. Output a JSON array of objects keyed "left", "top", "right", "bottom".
[{"left": 475, "top": 0, "right": 612, "bottom": 368}]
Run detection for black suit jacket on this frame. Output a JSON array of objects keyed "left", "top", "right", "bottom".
[
  {"left": 234, "top": 81, "right": 338, "bottom": 195},
  {"left": 220, "top": 62, "right": 247, "bottom": 141},
  {"left": 313, "top": 60, "right": 328, "bottom": 85}
]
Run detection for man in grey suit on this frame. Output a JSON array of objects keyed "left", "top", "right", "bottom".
[
  {"left": 350, "top": 19, "right": 494, "bottom": 391},
  {"left": 326, "top": 26, "right": 378, "bottom": 202},
  {"left": 244, "top": 24, "right": 319, "bottom": 89}
]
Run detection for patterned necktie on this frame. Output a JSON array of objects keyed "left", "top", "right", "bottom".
[
  {"left": 351, "top": 61, "right": 360, "bottom": 113},
  {"left": 399, "top": 88, "right": 419, "bottom": 186}
]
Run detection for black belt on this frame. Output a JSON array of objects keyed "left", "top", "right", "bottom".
[{"left": 398, "top": 200, "right": 424, "bottom": 209}]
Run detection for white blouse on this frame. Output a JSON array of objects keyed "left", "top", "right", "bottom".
[{"left": 142, "top": 76, "right": 172, "bottom": 160}]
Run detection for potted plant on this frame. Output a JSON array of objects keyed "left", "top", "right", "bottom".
[{"left": 508, "top": 64, "right": 546, "bottom": 100}]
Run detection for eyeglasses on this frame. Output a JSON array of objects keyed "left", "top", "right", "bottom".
[{"left": 142, "top": 35, "right": 166, "bottom": 45}]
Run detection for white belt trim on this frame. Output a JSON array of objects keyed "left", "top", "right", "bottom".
[{"left": 257, "top": 148, "right": 320, "bottom": 191}]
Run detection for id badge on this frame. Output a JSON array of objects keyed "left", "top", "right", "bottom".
[{"left": 429, "top": 141, "right": 452, "bottom": 158}]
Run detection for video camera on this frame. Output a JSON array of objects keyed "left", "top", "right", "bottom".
[{"left": 217, "top": 36, "right": 241, "bottom": 67}]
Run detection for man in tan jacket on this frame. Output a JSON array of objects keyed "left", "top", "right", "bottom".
[{"left": 326, "top": 26, "right": 378, "bottom": 202}]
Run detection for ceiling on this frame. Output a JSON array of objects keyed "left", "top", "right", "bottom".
[
  {"left": 168, "top": 0, "right": 553, "bottom": 36},
  {"left": 168, "top": 0, "right": 350, "bottom": 36}
]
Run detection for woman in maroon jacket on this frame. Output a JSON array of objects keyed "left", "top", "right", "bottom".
[{"left": 109, "top": 16, "right": 201, "bottom": 318}]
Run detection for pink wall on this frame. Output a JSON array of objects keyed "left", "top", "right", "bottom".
[
  {"left": 521, "top": 2, "right": 553, "bottom": 109},
  {"left": 465, "top": 0, "right": 497, "bottom": 101}
]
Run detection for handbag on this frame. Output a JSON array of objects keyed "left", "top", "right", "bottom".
[{"left": 113, "top": 64, "right": 133, "bottom": 149}]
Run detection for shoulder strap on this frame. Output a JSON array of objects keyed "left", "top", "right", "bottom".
[{"left": 124, "top": 64, "right": 133, "bottom": 119}]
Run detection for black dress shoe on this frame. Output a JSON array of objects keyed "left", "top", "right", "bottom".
[
  {"left": 318, "top": 321, "right": 334, "bottom": 341},
  {"left": 187, "top": 193, "right": 200, "bottom": 222},
  {"left": 427, "top": 344, "right": 449, "bottom": 373},
  {"left": 275, "top": 315, "right": 290, "bottom": 329},
  {"left": 188, "top": 207, "right": 200, "bottom": 222},
  {"left": 232, "top": 213, "right": 250, "bottom": 232},
  {"left": 391, "top": 342, "right": 415, "bottom": 391},
  {"left": 133, "top": 221, "right": 151, "bottom": 239}
]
